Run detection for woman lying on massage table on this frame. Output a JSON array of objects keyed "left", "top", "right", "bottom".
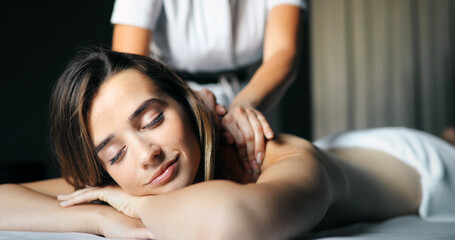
[{"left": 1, "top": 47, "right": 454, "bottom": 240}]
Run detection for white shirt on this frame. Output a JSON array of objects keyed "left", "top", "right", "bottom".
[{"left": 111, "top": 0, "right": 306, "bottom": 73}]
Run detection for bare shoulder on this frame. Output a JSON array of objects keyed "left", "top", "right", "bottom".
[
  {"left": 257, "top": 134, "right": 325, "bottom": 184},
  {"left": 262, "top": 134, "right": 316, "bottom": 169}
]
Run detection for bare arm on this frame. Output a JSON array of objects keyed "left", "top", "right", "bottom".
[
  {"left": 0, "top": 179, "right": 152, "bottom": 239},
  {"left": 219, "top": 5, "right": 301, "bottom": 174},
  {"left": 230, "top": 5, "right": 300, "bottom": 112},
  {"left": 136, "top": 135, "right": 336, "bottom": 240},
  {"left": 0, "top": 183, "right": 98, "bottom": 233},
  {"left": 19, "top": 178, "right": 75, "bottom": 197},
  {"left": 57, "top": 135, "right": 344, "bottom": 239},
  {"left": 112, "top": 24, "right": 152, "bottom": 56}
]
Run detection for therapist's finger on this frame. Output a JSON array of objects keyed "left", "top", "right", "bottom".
[
  {"left": 253, "top": 109, "right": 274, "bottom": 139},
  {"left": 221, "top": 114, "right": 251, "bottom": 173},
  {"left": 196, "top": 88, "right": 217, "bottom": 110},
  {"left": 231, "top": 108, "right": 257, "bottom": 171},
  {"left": 221, "top": 114, "right": 248, "bottom": 160},
  {"left": 246, "top": 110, "right": 265, "bottom": 166},
  {"left": 196, "top": 88, "right": 224, "bottom": 129},
  {"left": 222, "top": 131, "right": 235, "bottom": 145},
  {"left": 216, "top": 104, "right": 227, "bottom": 116},
  {"left": 221, "top": 109, "right": 253, "bottom": 173}
]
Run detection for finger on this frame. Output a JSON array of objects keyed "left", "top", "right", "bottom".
[
  {"left": 237, "top": 147, "right": 250, "bottom": 173},
  {"left": 198, "top": 89, "right": 224, "bottom": 129},
  {"left": 246, "top": 110, "right": 265, "bottom": 166},
  {"left": 132, "top": 228, "right": 156, "bottom": 240},
  {"left": 221, "top": 114, "right": 247, "bottom": 158},
  {"left": 222, "top": 131, "right": 235, "bottom": 145},
  {"left": 197, "top": 88, "right": 217, "bottom": 111},
  {"left": 241, "top": 158, "right": 252, "bottom": 174},
  {"left": 57, "top": 187, "right": 96, "bottom": 201},
  {"left": 216, "top": 104, "right": 227, "bottom": 116},
  {"left": 235, "top": 109, "right": 256, "bottom": 166},
  {"left": 234, "top": 111, "right": 258, "bottom": 174},
  {"left": 254, "top": 109, "right": 274, "bottom": 139},
  {"left": 60, "top": 189, "right": 102, "bottom": 207},
  {"left": 221, "top": 113, "right": 251, "bottom": 173}
]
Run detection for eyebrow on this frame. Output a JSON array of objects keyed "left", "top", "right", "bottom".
[
  {"left": 128, "top": 98, "right": 163, "bottom": 121},
  {"left": 94, "top": 98, "right": 164, "bottom": 153},
  {"left": 94, "top": 134, "right": 114, "bottom": 153}
]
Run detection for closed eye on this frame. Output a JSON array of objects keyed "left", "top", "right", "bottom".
[
  {"left": 109, "top": 146, "right": 126, "bottom": 165},
  {"left": 142, "top": 112, "right": 164, "bottom": 129}
]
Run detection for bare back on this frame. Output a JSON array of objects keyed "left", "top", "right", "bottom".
[
  {"left": 250, "top": 134, "right": 422, "bottom": 229},
  {"left": 318, "top": 147, "right": 422, "bottom": 228}
]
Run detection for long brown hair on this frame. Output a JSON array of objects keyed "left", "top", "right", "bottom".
[{"left": 50, "top": 46, "right": 217, "bottom": 190}]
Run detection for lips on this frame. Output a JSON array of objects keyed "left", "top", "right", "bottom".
[{"left": 146, "top": 156, "right": 179, "bottom": 186}]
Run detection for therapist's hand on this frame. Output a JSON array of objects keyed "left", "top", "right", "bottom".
[
  {"left": 195, "top": 89, "right": 272, "bottom": 173},
  {"left": 195, "top": 89, "right": 235, "bottom": 144},
  {"left": 222, "top": 105, "right": 274, "bottom": 174},
  {"left": 195, "top": 89, "right": 222, "bottom": 129}
]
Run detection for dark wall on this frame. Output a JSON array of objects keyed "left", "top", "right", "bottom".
[
  {"left": 0, "top": 1, "right": 312, "bottom": 183},
  {"left": 281, "top": 7, "right": 312, "bottom": 141},
  {"left": 0, "top": 1, "right": 114, "bottom": 183}
]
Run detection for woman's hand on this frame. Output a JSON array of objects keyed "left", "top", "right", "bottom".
[
  {"left": 222, "top": 105, "right": 274, "bottom": 174},
  {"left": 97, "top": 206, "right": 155, "bottom": 239},
  {"left": 58, "top": 185, "right": 141, "bottom": 219}
]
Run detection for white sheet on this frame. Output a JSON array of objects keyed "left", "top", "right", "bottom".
[
  {"left": 0, "top": 231, "right": 112, "bottom": 240},
  {"left": 304, "top": 215, "right": 455, "bottom": 240},
  {"left": 1, "top": 215, "right": 454, "bottom": 240}
]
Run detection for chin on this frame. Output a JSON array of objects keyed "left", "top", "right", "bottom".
[
  {"left": 136, "top": 177, "right": 192, "bottom": 196},
  {"left": 163, "top": 178, "right": 193, "bottom": 193}
]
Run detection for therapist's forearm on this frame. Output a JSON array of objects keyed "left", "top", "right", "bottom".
[
  {"left": 230, "top": 49, "right": 296, "bottom": 113},
  {"left": 0, "top": 184, "right": 101, "bottom": 234}
]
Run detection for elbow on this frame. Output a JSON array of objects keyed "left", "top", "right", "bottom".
[
  {"left": 0, "top": 183, "right": 18, "bottom": 192},
  {"left": 207, "top": 197, "right": 264, "bottom": 240},
  {"left": 278, "top": 48, "right": 298, "bottom": 85},
  {"left": 287, "top": 49, "right": 298, "bottom": 83},
  {"left": 287, "top": 48, "right": 298, "bottom": 66},
  {"left": 0, "top": 184, "right": 24, "bottom": 202},
  {"left": 210, "top": 213, "right": 261, "bottom": 240},
  {"left": 0, "top": 184, "right": 26, "bottom": 196}
]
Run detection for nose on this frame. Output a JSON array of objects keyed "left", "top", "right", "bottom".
[{"left": 134, "top": 137, "right": 163, "bottom": 169}]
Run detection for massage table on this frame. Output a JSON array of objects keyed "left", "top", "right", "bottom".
[{"left": 1, "top": 215, "right": 454, "bottom": 239}]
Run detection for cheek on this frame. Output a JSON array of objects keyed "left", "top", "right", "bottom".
[
  {"left": 106, "top": 167, "right": 138, "bottom": 192},
  {"left": 182, "top": 126, "right": 201, "bottom": 173}
]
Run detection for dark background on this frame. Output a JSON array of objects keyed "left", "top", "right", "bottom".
[
  {"left": 0, "top": 1, "right": 311, "bottom": 183},
  {"left": 0, "top": 1, "right": 115, "bottom": 183}
]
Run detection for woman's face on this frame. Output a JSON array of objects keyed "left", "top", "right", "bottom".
[{"left": 88, "top": 69, "right": 201, "bottom": 195}]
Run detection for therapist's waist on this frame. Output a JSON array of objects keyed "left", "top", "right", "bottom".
[{"left": 175, "top": 65, "right": 255, "bottom": 84}]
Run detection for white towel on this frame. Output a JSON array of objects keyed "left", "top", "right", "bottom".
[{"left": 314, "top": 127, "right": 455, "bottom": 222}]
